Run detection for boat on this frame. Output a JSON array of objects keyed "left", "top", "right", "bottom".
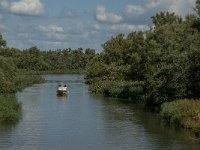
[{"left": 57, "top": 82, "right": 68, "bottom": 95}]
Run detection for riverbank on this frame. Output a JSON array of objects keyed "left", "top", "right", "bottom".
[
  {"left": 160, "top": 99, "right": 200, "bottom": 139},
  {"left": 0, "top": 74, "right": 45, "bottom": 124},
  {"left": 0, "top": 94, "right": 21, "bottom": 123},
  {"left": 2, "top": 74, "right": 198, "bottom": 150}
]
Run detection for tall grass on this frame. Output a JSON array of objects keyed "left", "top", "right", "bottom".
[
  {"left": 0, "top": 94, "right": 21, "bottom": 123},
  {"left": 0, "top": 74, "right": 45, "bottom": 124},
  {"left": 88, "top": 79, "right": 144, "bottom": 102},
  {"left": 14, "top": 74, "right": 45, "bottom": 92},
  {"left": 160, "top": 99, "right": 200, "bottom": 138}
]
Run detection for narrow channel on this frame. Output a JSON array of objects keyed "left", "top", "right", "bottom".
[{"left": 0, "top": 74, "right": 199, "bottom": 150}]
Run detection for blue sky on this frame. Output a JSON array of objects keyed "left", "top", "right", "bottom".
[{"left": 0, "top": 0, "right": 197, "bottom": 52}]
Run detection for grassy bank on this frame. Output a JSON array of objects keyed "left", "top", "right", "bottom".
[
  {"left": 160, "top": 99, "right": 200, "bottom": 138},
  {"left": 14, "top": 74, "right": 45, "bottom": 92},
  {"left": 0, "top": 94, "right": 21, "bottom": 123},
  {"left": 0, "top": 74, "right": 45, "bottom": 124}
]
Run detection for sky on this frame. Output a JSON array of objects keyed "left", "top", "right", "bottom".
[{"left": 0, "top": 0, "right": 197, "bottom": 52}]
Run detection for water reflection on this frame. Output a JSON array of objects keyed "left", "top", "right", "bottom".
[
  {"left": 91, "top": 94, "right": 199, "bottom": 150},
  {"left": 0, "top": 74, "right": 199, "bottom": 150},
  {"left": 57, "top": 95, "right": 68, "bottom": 101}
]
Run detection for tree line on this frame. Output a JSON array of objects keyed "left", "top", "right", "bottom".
[
  {"left": 1, "top": 0, "right": 200, "bottom": 131},
  {"left": 0, "top": 34, "right": 96, "bottom": 122},
  {"left": 0, "top": 36, "right": 96, "bottom": 94},
  {"left": 85, "top": 1, "right": 200, "bottom": 106},
  {"left": 0, "top": 46, "right": 95, "bottom": 72},
  {"left": 1, "top": 0, "right": 200, "bottom": 105}
]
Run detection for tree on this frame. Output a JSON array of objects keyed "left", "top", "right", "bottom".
[
  {"left": 102, "top": 34, "right": 127, "bottom": 64},
  {"left": 85, "top": 1, "right": 200, "bottom": 106},
  {"left": 195, "top": 0, "right": 200, "bottom": 17},
  {"left": 0, "top": 34, "right": 6, "bottom": 48},
  {"left": 151, "top": 12, "right": 182, "bottom": 27},
  {"left": 0, "top": 56, "right": 17, "bottom": 93},
  {"left": 191, "top": 0, "right": 200, "bottom": 31}
]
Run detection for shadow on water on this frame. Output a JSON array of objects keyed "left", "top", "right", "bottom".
[
  {"left": 0, "top": 74, "right": 199, "bottom": 150},
  {"left": 56, "top": 95, "right": 69, "bottom": 101},
  {"left": 0, "top": 122, "right": 17, "bottom": 132},
  {"left": 90, "top": 93, "right": 200, "bottom": 149}
]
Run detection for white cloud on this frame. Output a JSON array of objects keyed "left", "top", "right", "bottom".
[
  {"left": 126, "top": 5, "right": 145, "bottom": 16},
  {"left": 167, "top": 0, "right": 196, "bottom": 16},
  {"left": 94, "top": 24, "right": 100, "bottom": 30},
  {"left": 38, "top": 24, "right": 64, "bottom": 33},
  {"left": 66, "top": 10, "right": 76, "bottom": 18},
  {"left": 38, "top": 24, "right": 66, "bottom": 41},
  {"left": 0, "top": 0, "right": 44, "bottom": 16},
  {"left": 110, "top": 23, "right": 149, "bottom": 32},
  {"left": 0, "top": 24, "right": 5, "bottom": 30},
  {"left": 76, "top": 22, "right": 84, "bottom": 30},
  {"left": 46, "top": 33, "right": 66, "bottom": 40},
  {"left": 145, "top": 0, "right": 163, "bottom": 9},
  {"left": 124, "top": 0, "right": 196, "bottom": 19},
  {"left": 0, "top": 0, "right": 9, "bottom": 9},
  {"left": 1, "top": 0, "right": 197, "bottom": 52},
  {"left": 81, "top": 32, "right": 90, "bottom": 39},
  {"left": 144, "top": 0, "right": 196, "bottom": 17},
  {"left": 96, "top": 5, "right": 122, "bottom": 23},
  {"left": 17, "top": 32, "right": 30, "bottom": 39}
]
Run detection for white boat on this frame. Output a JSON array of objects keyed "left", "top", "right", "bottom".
[{"left": 57, "top": 82, "right": 68, "bottom": 95}]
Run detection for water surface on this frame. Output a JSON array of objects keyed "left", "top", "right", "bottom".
[{"left": 0, "top": 74, "right": 199, "bottom": 150}]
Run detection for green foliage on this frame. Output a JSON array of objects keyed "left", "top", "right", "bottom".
[
  {"left": 188, "top": 49, "right": 200, "bottom": 98},
  {"left": 0, "top": 56, "right": 17, "bottom": 80},
  {"left": 0, "top": 34, "right": 95, "bottom": 95},
  {"left": 0, "top": 55, "right": 45, "bottom": 93},
  {"left": 195, "top": 0, "right": 200, "bottom": 17},
  {"left": 11, "top": 47, "right": 94, "bottom": 72},
  {"left": 160, "top": 99, "right": 200, "bottom": 135},
  {"left": 0, "top": 34, "right": 6, "bottom": 48},
  {"left": 1, "top": 35, "right": 95, "bottom": 125},
  {"left": 0, "top": 57, "right": 17, "bottom": 93},
  {"left": 86, "top": 1, "right": 200, "bottom": 106},
  {"left": 89, "top": 79, "right": 144, "bottom": 100},
  {"left": 14, "top": 74, "right": 45, "bottom": 92},
  {"left": 0, "top": 44, "right": 96, "bottom": 73},
  {"left": 85, "top": 48, "right": 96, "bottom": 66},
  {"left": 104, "top": 81, "right": 144, "bottom": 100},
  {"left": 151, "top": 12, "right": 182, "bottom": 27},
  {"left": 0, "top": 94, "right": 21, "bottom": 123}
]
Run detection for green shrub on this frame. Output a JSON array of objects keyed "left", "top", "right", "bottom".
[
  {"left": 0, "top": 94, "right": 21, "bottom": 123},
  {"left": 89, "top": 79, "right": 144, "bottom": 101},
  {"left": 14, "top": 74, "right": 45, "bottom": 92},
  {"left": 160, "top": 99, "right": 200, "bottom": 137}
]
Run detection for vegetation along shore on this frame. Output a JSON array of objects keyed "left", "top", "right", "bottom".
[
  {"left": 0, "top": 0, "right": 200, "bottom": 139},
  {"left": 85, "top": 1, "right": 200, "bottom": 138}
]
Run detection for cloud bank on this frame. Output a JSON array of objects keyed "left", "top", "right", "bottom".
[
  {"left": 0, "top": 0, "right": 44, "bottom": 16},
  {"left": 96, "top": 5, "right": 122, "bottom": 23}
]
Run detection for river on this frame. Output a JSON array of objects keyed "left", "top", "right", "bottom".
[{"left": 0, "top": 74, "right": 199, "bottom": 150}]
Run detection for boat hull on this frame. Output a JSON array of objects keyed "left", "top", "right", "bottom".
[
  {"left": 57, "top": 82, "right": 68, "bottom": 96},
  {"left": 57, "top": 90, "right": 68, "bottom": 95}
]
